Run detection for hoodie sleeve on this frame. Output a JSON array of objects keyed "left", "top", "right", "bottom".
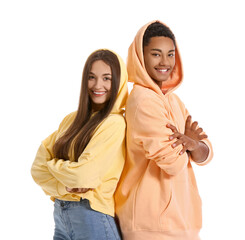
[
  {"left": 31, "top": 131, "right": 67, "bottom": 197},
  {"left": 31, "top": 113, "right": 76, "bottom": 197},
  {"left": 46, "top": 115, "right": 126, "bottom": 189},
  {"left": 133, "top": 97, "right": 188, "bottom": 176}
]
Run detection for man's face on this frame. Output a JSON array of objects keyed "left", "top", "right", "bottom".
[{"left": 143, "top": 36, "right": 176, "bottom": 88}]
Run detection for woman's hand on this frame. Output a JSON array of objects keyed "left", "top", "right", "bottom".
[
  {"left": 167, "top": 115, "right": 208, "bottom": 155},
  {"left": 66, "top": 187, "right": 90, "bottom": 193}
]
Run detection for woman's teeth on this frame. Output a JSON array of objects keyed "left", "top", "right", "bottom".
[{"left": 93, "top": 91, "right": 106, "bottom": 95}]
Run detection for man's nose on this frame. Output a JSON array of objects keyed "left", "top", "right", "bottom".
[{"left": 159, "top": 56, "right": 168, "bottom": 65}]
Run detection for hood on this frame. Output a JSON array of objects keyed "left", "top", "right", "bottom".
[
  {"left": 127, "top": 20, "right": 183, "bottom": 95},
  {"left": 111, "top": 50, "right": 128, "bottom": 113}
]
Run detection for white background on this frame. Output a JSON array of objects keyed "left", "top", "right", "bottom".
[{"left": 1, "top": 0, "right": 244, "bottom": 239}]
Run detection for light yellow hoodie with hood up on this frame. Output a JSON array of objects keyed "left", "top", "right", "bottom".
[
  {"left": 115, "top": 21, "right": 213, "bottom": 239},
  {"left": 31, "top": 50, "right": 128, "bottom": 217}
]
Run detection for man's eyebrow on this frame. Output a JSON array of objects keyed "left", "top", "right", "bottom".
[
  {"left": 151, "top": 48, "right": 162, "bottom": 52},
  {"left": 150, "top": 49, "right": 175, "bottom": 53}
]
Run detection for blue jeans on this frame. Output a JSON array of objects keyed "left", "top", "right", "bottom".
[{"left": 53, "top": 198, "right": 121, "bottom": 240}]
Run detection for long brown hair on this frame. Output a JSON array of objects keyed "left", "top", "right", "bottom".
[{"left": 53, "top": 50, "right": 121, "bottom": 162}]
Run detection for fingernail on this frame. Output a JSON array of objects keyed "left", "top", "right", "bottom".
[
  {"left": 172, "top": 143, "right": 176, "bottom": 147},
  {"left": 169, "top": 136, "right": 173, "bottom": 140}
]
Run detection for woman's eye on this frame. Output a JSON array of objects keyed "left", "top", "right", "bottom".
[
  {"left": 104, "top": 77, "right": 111, "bottom": 81},
  {"left": 88, "top": 75, "right": 95, "bottom": 80},
  {"left": 152, "top": 53, "right": 160, "bottom": 57}
]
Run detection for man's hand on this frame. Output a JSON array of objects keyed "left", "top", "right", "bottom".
[
  {"left": 167, "top": 115, "right": 208, "bottom": 155},
  {"left": 184, "top": 115, "right": 207, "bottom": 142}
]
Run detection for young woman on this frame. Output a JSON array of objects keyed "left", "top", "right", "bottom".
[
  {"left": 115, "top": 21, "right": 213, "bottom": 240},
  {"left": 31, "top": 49, "right": 128, "bottom": 240}
]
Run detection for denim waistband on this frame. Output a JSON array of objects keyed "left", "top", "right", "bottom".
[{"left": 55, "top": 198, "right": 89, "bottom": 208}]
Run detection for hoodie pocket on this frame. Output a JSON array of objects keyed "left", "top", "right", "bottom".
[
  {"left": 133, "top": 168, "right": 171, "bottom": 231},
  {"left": 159, "top": 178, "right": 202, "bottom": 231},
  {"left": 133, "top": 171, "right": 172, "bottom": 231}
]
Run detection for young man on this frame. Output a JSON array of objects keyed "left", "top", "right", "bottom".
[{"left": 115, "top": 21, "right": 213, "bottom": 240}]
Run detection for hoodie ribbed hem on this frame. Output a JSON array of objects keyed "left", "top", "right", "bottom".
[{"left": 122, "top": 229, "right": 201, "bottom": 240}]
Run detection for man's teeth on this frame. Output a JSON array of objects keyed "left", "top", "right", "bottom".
[{"left": 158, "top": 69, "right": 168, "bottom": 72}]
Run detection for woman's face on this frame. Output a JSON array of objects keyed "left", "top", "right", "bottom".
[
  {"left": 143, "top": 36, "right": 175, "bottom": 88},
  {"left": 88, "top": 60, "right": 112, "bottom": 111}
]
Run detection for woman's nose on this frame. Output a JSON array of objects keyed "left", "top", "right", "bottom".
[{"left": 94, "top": 79, "right": 102, "bottom": 89}]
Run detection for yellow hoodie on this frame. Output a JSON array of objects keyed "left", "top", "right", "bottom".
[
  {"left": 31, "top": 50, "right": 128, "bottom": 217},
  {"left": 115, "top": 21, "right": 213, "bottom": 239}
]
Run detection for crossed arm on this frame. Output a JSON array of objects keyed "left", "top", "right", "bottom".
[{"left": 167, "top": 115, "right": 209, "bottom": 163}]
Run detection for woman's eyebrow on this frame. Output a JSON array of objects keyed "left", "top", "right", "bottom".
[{"left": 89, "top": 72, "right": 111, "bottom": 76}]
